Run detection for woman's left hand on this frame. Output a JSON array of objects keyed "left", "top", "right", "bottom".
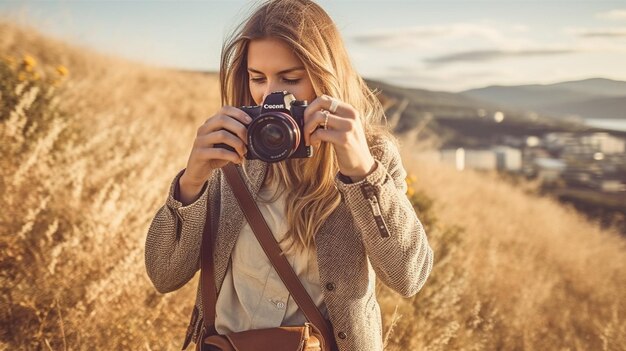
[{"left": 303, "top": 95, "right": 376, "bottom": 180}]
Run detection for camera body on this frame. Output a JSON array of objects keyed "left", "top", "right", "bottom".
[{"left": 215, "top": 91, "right": 313, "bottom": 163}]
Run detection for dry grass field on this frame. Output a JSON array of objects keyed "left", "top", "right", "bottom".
[{"left": 1, "top": 21, "right": 624, "bottom": 350}]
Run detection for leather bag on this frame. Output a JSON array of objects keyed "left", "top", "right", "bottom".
[{"left": 186, "top": 163, "right": 339, "bottom": 351}]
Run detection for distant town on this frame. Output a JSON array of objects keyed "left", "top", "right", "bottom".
[
  {"left": 419, "top": 128, "right": 626, "bottom": 234},
  {"left": 438, "top": 131, "right": 625, "bottom": 192}
]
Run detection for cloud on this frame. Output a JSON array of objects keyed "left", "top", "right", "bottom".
[
  {"left": 577, "top": 28, "right": 626, "bottom": 38},
  {"left": 596, "top": 9, "right": 626, "bottom": 20},
  {"left": 351, "top": 23, "right": 516, "bottom": 49},
  {"left": 423, "top": 48, "right": 578, "bottom": 65},
  {"left": 371, "top": 69, "right": 505, "bottom": 92},
  {"left": 353, "top": 27, "right": 450, "bottom": 46}
]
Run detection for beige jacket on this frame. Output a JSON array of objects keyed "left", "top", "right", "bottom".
[{"left": 144, "top": 136, "right": 434, "bottom": 351}]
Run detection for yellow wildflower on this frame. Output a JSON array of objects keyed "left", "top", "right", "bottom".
[
  {"left": 18, "top": 72, "right": 26, "bottom": 81},
  {"left": 56, "top": 65, "right": 69, "bottom": 77},
  {"left": 23, "top": 54, "right": 37, "bottom": 67},
  {"left": 406, "top": 174, "right": 417, "bottom": 185},
  {"left": 407, "top": 187, "right": 415, "bottom": 197},
  {"left": 33, "top": 72, "right": 41, "bottom": 81}
]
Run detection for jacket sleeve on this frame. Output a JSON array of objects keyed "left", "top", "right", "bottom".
[
  {"left": 144, "top": 168, "right": 211, "bottom": 294},
  {"left": 334, "top": 137, "right": 434, "bottom": 298}
]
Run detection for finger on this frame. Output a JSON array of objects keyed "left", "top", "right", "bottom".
[
  {"left": 198, "top": 105, "right": 252, "bottom": 132},
  {"left": 304, "top": 110, "right": 327, "bottom": 147},
  {"left": 303, "top": 110, "right": 348, "bottom": 146},
  {"left": 304, "top": 95, "right": 353, "bottom": 125},
  {"left": 200, "top": 130, "right": 247, "bottom": 158},
  {"left": 198, "top": 147, "right": 242, "bottom": 164},
  {"left": 309, "top": 129, "right": 343, "bottom": 148},
  {"left": 221, "top": 105, "right": 253, "bottom": 126},
  {"left": 199, "top": 114, "right": 249, "bottom": 145},
  {"left": 208, "top": 130, "right": 248, "bottom": 158}
]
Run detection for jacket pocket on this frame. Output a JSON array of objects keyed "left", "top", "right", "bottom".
[{"left": 232, "top": 226, "right": 271, "bottom": 282}]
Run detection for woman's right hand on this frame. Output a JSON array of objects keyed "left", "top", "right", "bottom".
[{"left": 180, "top": 106, "right": 252, "bottom": 187}]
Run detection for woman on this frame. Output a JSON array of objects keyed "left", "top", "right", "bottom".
[{"left": 144, "top": 1, "right": 434, "bottom": 350}]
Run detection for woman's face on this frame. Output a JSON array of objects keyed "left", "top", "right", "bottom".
[{"left": 247, "top": 37, "right": 316, "bottom": 106}]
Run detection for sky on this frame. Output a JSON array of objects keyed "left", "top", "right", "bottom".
[{"left": 1, "top": 0, "right": 626, "bottom": 92}]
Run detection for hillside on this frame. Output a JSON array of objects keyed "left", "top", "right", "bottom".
[
  {"left": 461, "top": 84, "right": 597, "bottom": 111},
  {"left": 541, "top": 95, "right": 626, "bottom": 120},
  {"left": 550, "top": 78, "right": 626, "bottom": 96},
  {"left": 461, "top": 78, "right": 626, "bottom": 120},
  {"left": 365, "top": 78, "right": 611, "bottom": 150},
  {"left": 1, "top": 20, "right": 625, "bottom": 350}
]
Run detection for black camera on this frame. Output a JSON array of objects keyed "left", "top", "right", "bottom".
[{"left": 215, "top": 91, "right": 313, "bottom": 163}]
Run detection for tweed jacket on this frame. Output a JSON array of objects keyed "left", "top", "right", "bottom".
[{"left": 144, "top": 136, "right": 434, "bottom": 351}]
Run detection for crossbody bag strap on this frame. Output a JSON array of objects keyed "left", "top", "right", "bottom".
[
  {"left": 221, "top": 163, "right": 335, "bottom": 350},
  {"left": 199, "top": 178, "right": 218, "bottom": 340}
]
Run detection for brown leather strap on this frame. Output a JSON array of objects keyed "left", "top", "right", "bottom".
[
  {"left": 200, "top": 183, "right": 218, "bottom": 339},
  {"left": 222, "top": 163, "right": 335, "bottom": 349}
]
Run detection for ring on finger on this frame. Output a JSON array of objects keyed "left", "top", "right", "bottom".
[
  {"left": 321, "top": 110, "right": 330, "bottom": 130},
  {"left": 328, "top": 97, "right": 339, "bottom": 114}
]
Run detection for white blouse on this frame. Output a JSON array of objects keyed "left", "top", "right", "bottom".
[{"left": 214, "top": 180, "right": 329, "bottom": 334}]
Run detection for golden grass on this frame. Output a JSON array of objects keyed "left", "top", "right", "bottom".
[
  {"left": 1, "top": 20, "right": 624, "bottom": 350},
  {"left": 1, "top": 20, "right": 219, "bottom": 350}
]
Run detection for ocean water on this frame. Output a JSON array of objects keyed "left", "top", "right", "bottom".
[{"left": 584, "top": 118, "right": 626, "bottom": 132}]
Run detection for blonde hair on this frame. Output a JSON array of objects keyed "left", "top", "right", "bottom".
[{"left": 219, "top": 0, "right": 393, "bottom": 254}]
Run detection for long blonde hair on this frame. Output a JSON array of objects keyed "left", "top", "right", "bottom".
[{"left": 219, "top": 0, "right": 393, "bottom": 254}]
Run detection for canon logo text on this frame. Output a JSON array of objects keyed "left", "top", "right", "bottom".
[{"left": 263, "top": 104, "right": 284, "bottom": 109}]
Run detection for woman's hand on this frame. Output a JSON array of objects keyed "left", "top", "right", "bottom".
[
  {"left": 303, "top": 95, "right": 376, "bottom": 180},
  {"left": 181, "top": 106, "right": 251, "bottom": 187}
]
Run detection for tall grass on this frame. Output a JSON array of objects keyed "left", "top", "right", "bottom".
[
  {"left": 1, "top": 20, "right": 219, "bottom": 349},
  {"left": 1, "top": 21, "right": 624, "bottom": 350}
]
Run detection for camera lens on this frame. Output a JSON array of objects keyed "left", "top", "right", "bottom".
[
  {"left": 248, "top": 112, "right": 300, "bottom": 163},
  {"left": 261, "top": 124, "right": 286, "bottom": 149}
]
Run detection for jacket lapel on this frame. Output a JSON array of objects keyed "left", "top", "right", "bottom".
[{"left": 212, "top": 159, "right": 268, "bottom": 292}]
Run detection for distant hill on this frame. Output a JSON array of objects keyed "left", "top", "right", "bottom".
[
  {"left": 366, "top": 79, "right": 489, "bottom": 109},
  {"left": 540, "top": 95, "right": 626, "bottom": 119},
  {"left": 459, "top": 85, "right": 598, "bottom": 111},
  {"left": 364, "top": 78, "right": 604, "bottom": 148},
  {"left": 459, "top": 78, "right": 626, "bottom": 120},
  {"left": 549, "top": 78, "right": 626, "bottom": 96}
]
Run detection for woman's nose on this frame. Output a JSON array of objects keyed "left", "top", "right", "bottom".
[{"left": 262, "top": 80, "right": 283, "bottom": 102}]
